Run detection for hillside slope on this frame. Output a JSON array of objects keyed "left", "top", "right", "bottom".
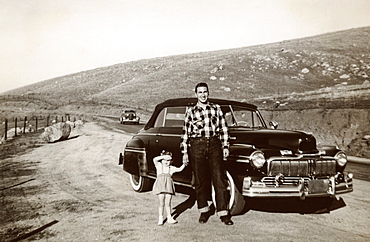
[
  {"left": 1, "top": 26, "right": 369, "bottom": 158},
  {"left": 2, "top": 26, "right": 369, "bottom": 110}
]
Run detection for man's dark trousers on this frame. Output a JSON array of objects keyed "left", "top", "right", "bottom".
[{"left": 189, "top": 136, "right": 229, "bottom": 215}]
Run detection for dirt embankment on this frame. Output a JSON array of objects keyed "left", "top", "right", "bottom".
[{"left": 262, "top": 108, "right": 370, "bottom": 158}]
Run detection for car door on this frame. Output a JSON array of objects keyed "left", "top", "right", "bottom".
[{"left": 154, "top": 107, "right": 192, "bottom": 184}]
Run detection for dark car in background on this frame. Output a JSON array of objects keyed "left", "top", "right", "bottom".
[
  {"left": 120, "top": 109, "right": 140, "bottom": 124},
  {"left": 119, "top": 98, "right": 353, "bottom": 214}
]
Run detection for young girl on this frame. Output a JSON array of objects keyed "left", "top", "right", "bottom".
[{"left": 152, "top": 150, "right": 186, "bottom": 225}]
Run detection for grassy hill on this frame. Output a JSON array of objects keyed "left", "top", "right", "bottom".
[
  {"left": 0, "top": 26, "right": 369, "bottom": 158},
  {"left": 1, "top": 26, "right": 369, "bottom": 112}
]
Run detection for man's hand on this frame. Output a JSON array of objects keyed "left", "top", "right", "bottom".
[
  {"left": 223, "top": 148, "right": 229, "bottom": 161},
  {"left": 182, "top": 153, "right": 189, "bottom": 166}
]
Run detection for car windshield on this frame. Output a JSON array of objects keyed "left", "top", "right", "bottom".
[
  {"left": 224, "top": 107, "right": 265, "bottom": 128},
  {"left": 154, "top": 105, "right": 266, "bottom": 128}
]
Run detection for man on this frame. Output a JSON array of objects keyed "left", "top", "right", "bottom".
[{"left": 181, "top": 82, "right": 233, "bottom": 225}]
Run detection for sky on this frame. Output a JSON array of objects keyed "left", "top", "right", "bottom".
[{"left": 1, "top": 0, "right": 370, "bottom": 93}]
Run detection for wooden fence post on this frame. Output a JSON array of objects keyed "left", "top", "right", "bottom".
[
  {"left": 4, "top": 119, "right": 8, "bottom": 140},
  {"left": 35, "top": 117, "right": 38, "bottom": 132},
  {"left": 15, "top": 118, "right": 18, "bottom": 137},
  {"left": 23, "top": 116, "right": 27, "bottom": 133},
  {"left": 47, "top": 116, "right": 49, "bottom": 127}
]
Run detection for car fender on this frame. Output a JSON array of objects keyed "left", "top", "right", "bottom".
[
  {"left": 123, "top": 138, "right": 147, "bottom": 176},
  {"left": 229, "top": 144, "right": 256, "bottom": 161},
  {"left": 317, "top": 145, "right": 340, "bottom": 156}
]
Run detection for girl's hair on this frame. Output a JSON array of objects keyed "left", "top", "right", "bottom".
[
  {"left": 161, "top": 150, "right": 172, "bottom": 156},
  {"left": 160, "top": 150, "right": 173, "bottom": 164}
]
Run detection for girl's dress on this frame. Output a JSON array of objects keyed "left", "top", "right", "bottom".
[{"left": 152, "top": 166, "right": 176, "bottom": 195}]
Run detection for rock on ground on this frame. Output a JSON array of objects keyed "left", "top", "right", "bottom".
[{"left": 40, "top": 122, "right": 72, "bottom": 142}]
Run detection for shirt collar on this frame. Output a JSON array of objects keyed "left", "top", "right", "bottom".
[{"left": 194, "top": 102, "right": 214, "bottom": 111}]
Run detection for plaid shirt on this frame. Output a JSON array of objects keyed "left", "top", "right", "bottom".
[{"left": 180, "top": 102, "right": 229, "bottom": 154}]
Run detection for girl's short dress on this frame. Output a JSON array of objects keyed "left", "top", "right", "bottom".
[{"left": 152, "top": 173, "right": 175, "bottom": 195}]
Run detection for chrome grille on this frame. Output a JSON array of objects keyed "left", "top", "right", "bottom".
[
  {"left": 262, "top": 177, "right": 310, "bottom": 185},
  {"left": 268, "top": 158, "right": 336, "bottom": 177}
]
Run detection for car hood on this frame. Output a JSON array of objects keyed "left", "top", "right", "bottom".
[{"left": 229, "top": 128, "right": 317, "bottom": 154}]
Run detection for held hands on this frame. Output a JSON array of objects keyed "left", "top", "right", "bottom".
[
  {"left": 182, "top": 153, "right": 189, "bottom": 166},
  {"left": 223, "top": 148, "right": 229, "bottom": 161},
  {"left": 182, "top": 149, "right": 228, "bottom": 164}
]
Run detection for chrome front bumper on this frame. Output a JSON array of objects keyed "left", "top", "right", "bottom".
[{"left": 242, "top": 173, "right": 353, "bottom": 199}]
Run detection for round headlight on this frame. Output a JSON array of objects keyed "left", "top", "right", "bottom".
[
  {"left": 335, "top": 151, "right": 347, "bottom": 166},
  {"left": 250, "top": 151, "right": 266, "bottom": 168}
]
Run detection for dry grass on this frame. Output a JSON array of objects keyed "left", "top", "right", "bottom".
[
  {"left": 0, "top": 132, "right": 43, "bottom": 159},
  {"left": 0, "top": 26, "right": 369, "bottom": 158},
  {"left": 1, "top": 26, "right": 369, "bottom": 112}
]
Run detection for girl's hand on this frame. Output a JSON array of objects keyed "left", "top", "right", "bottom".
[
  {"left": 182, "top": 153, "right": 189, "bottom": 166},
  {"left": 223, "top": 148, "right": 229, "bottom": 161}
]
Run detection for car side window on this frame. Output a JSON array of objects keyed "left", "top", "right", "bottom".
[
  {"left": 154, "top": 109, "right": 165, "bottom": 127},
  {"left": 154, "top": 107, "right": 186, "bottom": 128}
]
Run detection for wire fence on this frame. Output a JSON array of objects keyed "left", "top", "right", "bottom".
[
  {"left": 1, "top": 114, "right": 77, "bottom": 141},
  {"left": 0, "top": 94, "right": 152, "bottom": 112}
]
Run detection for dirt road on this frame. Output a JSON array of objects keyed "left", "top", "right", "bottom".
[{"left": 1, "top": 122, "right": 370, "bottom": 241}]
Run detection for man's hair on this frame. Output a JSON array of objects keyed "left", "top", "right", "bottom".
[{"left": 195, "top": 82, "right": 209, "bottom": 93}]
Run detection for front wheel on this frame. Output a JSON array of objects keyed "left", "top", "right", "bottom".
[
  {"left": 129, "top": 174, "right": 152, "bottom": 192},
  {"left": 212, "top": 171, "right": 246, "bottom": 215}
]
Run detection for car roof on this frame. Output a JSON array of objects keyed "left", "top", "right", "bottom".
[{"left": 145, "top": 98, "right": 257, "bottom": 129}]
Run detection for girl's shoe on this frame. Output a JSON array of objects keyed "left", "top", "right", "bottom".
[
  {"left": 158, "top": 216, "right": 164, "bottom": 226},
  {"left": 167, "top": 216, "right": 178, "bottom": 224}
]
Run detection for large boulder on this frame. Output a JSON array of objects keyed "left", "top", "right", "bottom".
[{"left": 40, "top": 122, "right": 72, "bottom": 143}]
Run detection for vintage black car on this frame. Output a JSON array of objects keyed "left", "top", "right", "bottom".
[
  {"left": 119, "top": 98, "right": 353, "bottom": 214},
  {"left": 120, "top": 109, "right": 140, "bottom": 124}
]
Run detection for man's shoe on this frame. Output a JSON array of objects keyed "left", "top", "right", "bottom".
[
  {"left": 220, "top": 215, "right": 234, "bottom": 225},
  {"left": 198, "top": 205, "right": 216, "bottom": 224},
  {"left": 199, "top": 212, "right": 210, "bottom": 224}
]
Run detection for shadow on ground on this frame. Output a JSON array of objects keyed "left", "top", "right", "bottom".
[
  {"left": 241, "top": 197, "right": 346, "bottom": 215},
  {"left": 172, "top": 185, "right": 346, "bottom": 218},
  {"left": 49, "top": 135, "right": 80, "bottom": 143},
  {"left": 172, "top": 186, "right": 197, "bottom": 220}
]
